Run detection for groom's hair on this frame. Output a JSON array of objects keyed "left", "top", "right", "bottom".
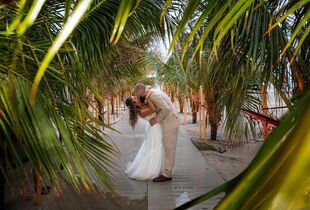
[{"left": 133, "top": 83, "right": 145, "bottom": 93}]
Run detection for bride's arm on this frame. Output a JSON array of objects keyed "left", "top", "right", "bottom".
[{"left": 138, "top": 96, "right": 156, "bottom": 118}]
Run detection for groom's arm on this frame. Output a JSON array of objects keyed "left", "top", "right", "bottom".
[
  {"left": 138, "top": 96, "right": 157, "bottom": 118},
  {"left": 150, "top": 93, "right": 170, "bottom": 123}
]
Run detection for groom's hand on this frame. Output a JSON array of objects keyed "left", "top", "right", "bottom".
[
  {"left": 150, "top": 118, "right": 157, "bottom": 126},
  {"left": 146, "top": 90, "right": 154, "bottom": 99}
]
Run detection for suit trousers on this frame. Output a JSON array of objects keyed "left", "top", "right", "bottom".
[{"left": 162, "top": 127, "right": 178, "bottom": 177}]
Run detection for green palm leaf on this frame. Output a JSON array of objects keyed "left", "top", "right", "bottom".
[
  {"left": 17, "top": 0, "right": 47, "bottom": 35},
  {"left": 31, "top": 0, "right": 93, "bottom": 102},
  {"left": 110, "top": 0, "right": 135, "bottom": 44},
  {"left": 176, "top": 88, "right": 310, "bottom": 209}
]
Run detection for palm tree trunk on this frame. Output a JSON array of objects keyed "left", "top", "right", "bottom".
[
  {"left": 192, "top": 112, "right": 197, "bottom": 123},
  {"left": 110, "top": 97, "right": 115, "bottom": 115},
  {"left": 97, "top": 98, "right": 104, "bottom": 122},
  {"left": 192, "top": 98, "right": 199, "bottom": 124},
  {"left": 287, "top": 48, "right": 305, "bottom": 93},
  {"left": 208, "top": 106, "right": 221, "bottom": 141},
  {"left": 190, "top": 95, "right": 199, "bottom": 124},
  {"left": 183, "top": 98, "right": 188, "bottom": 126},
  {"left": 107, "top": 98, "right": 111, "bottom": 125},
  {"left": 210, "top": 124, "right": 218, "bottom": 141},
  {"left": 171, "top": 92, "right": 175, "bottom": 103},
  {"left": 178, "top": 97, "right": 183, "bottom": 113}
]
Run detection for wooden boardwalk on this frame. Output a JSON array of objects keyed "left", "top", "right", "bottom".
[
  {"left": 5, "top": 111, "right": 224, "bottom": 210},
  {"left": 107, "top": 112, "right": 224, "bottom": 209}
]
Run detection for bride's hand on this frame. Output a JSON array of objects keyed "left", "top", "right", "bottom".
[{"left": 149, "top": 118, "right": 157, "bottom": 126}]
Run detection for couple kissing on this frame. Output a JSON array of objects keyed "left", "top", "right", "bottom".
[{"left": 125, "top": 83, "right": 180, "bottom": 182}]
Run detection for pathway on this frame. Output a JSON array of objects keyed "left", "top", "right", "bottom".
[
  {"left": 5, "top": 111, "right": 224, "bottom": 210},
  {"left": 107, "top": 112, "right": 224, "bottom": 209}
]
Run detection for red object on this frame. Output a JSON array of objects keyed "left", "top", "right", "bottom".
[{"left": 241, "top": 108, "right": 279, "bottom": 127}]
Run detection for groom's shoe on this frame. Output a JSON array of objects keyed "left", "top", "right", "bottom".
[{"left": 153, "top": 175, "right": 172, "bottom": 182}]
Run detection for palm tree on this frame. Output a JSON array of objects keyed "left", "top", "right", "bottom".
[
  {"left": 0, "top": 0, "right": 174, "bottom": 207},
  {"left": 156, "top": 0, "right": 309, "bottom": 142},
  {"left": 118, "top": 0, "right": 310, "bottom": 208},
  {"left": 150, "top": 35, "right": 259, "bottom": 141},
  {"left": 160, "top": 0, "right": 310, "bottom": 208}
]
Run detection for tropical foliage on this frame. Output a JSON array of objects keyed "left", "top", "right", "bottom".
[
  {"left": 135, "top": 0, "right": 310, "bottom": 208},
  {"left": 0, "top": 0, "right": 173, "bottom": 204},
  {"left": 175, "top": 89, "right": 310, "bottom": 209},
  {"left": 160, "top": 0, "right": 310, "bottom": 209},
  {"left": 155, "top": 0, "right": 308, "bottom": 142},
  {"left": 0, "top": 0, "right": 309, "bottom": 209}
]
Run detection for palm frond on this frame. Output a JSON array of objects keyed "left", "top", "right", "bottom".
[{"left": 176, "top": 87, "right": 310, "bottom": 209}]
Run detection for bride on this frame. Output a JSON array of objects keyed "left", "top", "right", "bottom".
[{"left": 125, "top": 94, "right": 164, "bottom": 180}]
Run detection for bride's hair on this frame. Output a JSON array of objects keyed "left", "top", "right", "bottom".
[{"left": 125, "top": 97, "right": 138, "bottom": 129}]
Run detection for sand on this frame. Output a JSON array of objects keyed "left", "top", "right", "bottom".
[
  {"left": 180, "top": 113, "right": 264, "bottom": 181},
  {"left": 198, "top": 141, "right": 263, "bottom": 180}
]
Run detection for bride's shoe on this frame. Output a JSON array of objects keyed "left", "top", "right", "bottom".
[{"left": 153, "top": 175, "right": 172, "bottom": 182}]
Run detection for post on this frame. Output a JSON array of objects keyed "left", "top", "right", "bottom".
[
  {"left": 91, "top": 93, "right": 97, "bottom": 127},
  {"left": 183, "top": 97, "right": 188, "bottom": 126},
  {"left": 199, "top": 87, "right": 203, "bottom": 140},
  {"left": 174, "top": 95, "right": 178, "bottom": 111},
  {"left": 118, "top": 94, "right": 121, "bottom": 115},
  {"left": 102, "top": 97, "right": 105, "bottom": 130},
  {"left": 123, "top": 92, "right": 127, "bottom": 110},
  {"left": 200, "top": 86, "right": 207, "bottom": 144},
  {"left": 116, "top": 94, "right": 119, "bottom": 118},
  {"left": 262, "top": 83, "right": 268, "bottom": 139},
  {"left": 34, "top": 168, "right": 43, "bottom": 206},
  {"left": 112, "top": 97, "right": 116, "bottom": 122},
  {"left": 107, "top": 97, "right": 111, "bottom": 125}
]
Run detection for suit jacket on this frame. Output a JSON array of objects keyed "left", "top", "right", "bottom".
[{"left": 150, "top": 90, "right": 180, "bottom": 131}]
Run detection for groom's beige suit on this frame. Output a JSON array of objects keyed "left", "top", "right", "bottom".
[{"left": 150, "top": 90, "right": 180, "bottom": 177}]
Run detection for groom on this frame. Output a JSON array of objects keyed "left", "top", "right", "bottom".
[{"left": 133, "top": 83, "right": 180, "bottom": 182}]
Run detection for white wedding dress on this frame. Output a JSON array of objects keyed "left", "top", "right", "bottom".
[{"left": 125, "top": 113, "right": 164, "bottom": 180}]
